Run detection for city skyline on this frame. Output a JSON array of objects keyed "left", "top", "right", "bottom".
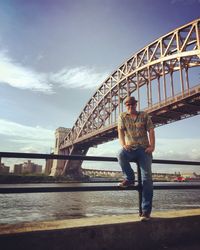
[
  {"left": 0, "top": 159, "right": 42, "bottom": 174},
  {"left": 0, "top": 0, "right": 199, "bottom": 174}
]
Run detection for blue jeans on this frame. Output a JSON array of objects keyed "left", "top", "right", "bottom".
[{"left": 117, "top": 147, "right": 153, "bottom": 215}]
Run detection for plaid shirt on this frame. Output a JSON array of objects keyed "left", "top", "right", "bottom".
[{"left": 118, "top": 111, "right": 154, "bottom": 148}]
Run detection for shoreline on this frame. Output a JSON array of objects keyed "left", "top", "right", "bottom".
[{"left": 0, "top": 174, "right": 199, "bottom": 184}]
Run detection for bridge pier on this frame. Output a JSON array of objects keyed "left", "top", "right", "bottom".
[
  {"left": 61, "top": 146, "right": 89, "bottom": 178},
  {"left": 48, "top": 127, "right": 89, "bottom": 178},
  {"left": 49, "top": 127, "right": 70, "bottom": 176}
]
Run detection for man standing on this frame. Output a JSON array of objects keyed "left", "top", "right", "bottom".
[{"left": 117, "top": 96, "right": 155, "bottom": 221}]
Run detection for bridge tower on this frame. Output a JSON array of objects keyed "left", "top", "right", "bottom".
[
  {"left": 49, "top": 127, "right": 89, "bottom": 178},
  {"left": 49, "top": 127, "right": 70, "bottom": 176}
]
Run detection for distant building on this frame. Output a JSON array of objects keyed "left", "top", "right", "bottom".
[
  {"left": 22, "top": 160, "right": 33, "bottom": 173},
  {"left": 13, "top": 164, "right": 23, "bottom": 174},
  {"left": 32, "top": 163, "right": 42, "bottom": 174},
  {"left": 22, "top": 160, "right": 42, "bottom": 174},
  {"left": 14, "top": 160, "right": 42, "bottom": 174},
  {"left": 0, "top": 163, "right": 10, "bottom": 174}
]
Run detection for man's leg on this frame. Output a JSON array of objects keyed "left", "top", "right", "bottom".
[
  {"left": 136, "top": 147, "right": 153, "bottom": 215},
  {"left": 117, "top": 148, "right": 135, "bottom": 181}
]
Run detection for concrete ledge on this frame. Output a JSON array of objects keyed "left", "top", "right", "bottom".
[{"left": 0, "top": 209, "right": 200, "bottom": 250}]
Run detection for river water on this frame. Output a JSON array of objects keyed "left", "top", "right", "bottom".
[{"left": 0, "top": 182, "right": 200, "bottom": 225}]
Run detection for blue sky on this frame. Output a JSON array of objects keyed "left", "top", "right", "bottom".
[{"left": 0, "top": 0, "right": 199, "bottom": 173}]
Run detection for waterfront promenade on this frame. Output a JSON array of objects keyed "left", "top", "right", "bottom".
[{"left": 0, "top": 209, "right": 200, "bottom": 250}]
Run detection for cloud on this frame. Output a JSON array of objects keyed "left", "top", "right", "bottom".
[
  {"left": 50, "top": 66, "right": 108, "bottom": 89},
  {"left": 0, "top": 51, "right": 108, "bottom": 92},
  {"left": 0, "top": 119, "right": 54, "bottom": 153},
  {"left": 0, "top": 51, "right": 53, "bottom": 92},
  {"left": 154, "top": 138, "right": 200, "bottom": 161}
]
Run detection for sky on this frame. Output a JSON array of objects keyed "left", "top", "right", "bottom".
[{"left": 0, "top": 0, "right": 199, "bottom": 174}]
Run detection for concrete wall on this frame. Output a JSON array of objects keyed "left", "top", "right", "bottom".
[{"left": 0, "top": 209, "right": 200, "bottom": 250}]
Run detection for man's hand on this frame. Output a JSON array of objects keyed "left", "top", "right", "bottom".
[
  {"left": 123, "top": 145, "right": 132, "bottom": 151},
  {"left": 145, "top": 145, "right": 154, "bottom": 154}
]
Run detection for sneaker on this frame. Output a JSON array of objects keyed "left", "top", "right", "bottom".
[
  {"left": 118, "top": 179, "right": 135, "bottom": 188},
  {"left": 140, "top": 213, "right": 151, "bottom": 222}
]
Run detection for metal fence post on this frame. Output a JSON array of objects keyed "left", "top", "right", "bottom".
[{"left": 136, "top": 162, "right": 142, "bottom": 216}]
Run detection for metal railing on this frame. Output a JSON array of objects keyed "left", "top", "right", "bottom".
[{"left": 0, "top": 152, "right": 200, "bottom": 215}]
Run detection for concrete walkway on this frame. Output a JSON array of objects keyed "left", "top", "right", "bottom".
[{"left": 0, "top": 209, "right": 200, "bottom": 250}]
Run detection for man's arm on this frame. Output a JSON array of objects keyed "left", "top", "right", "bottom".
[
  {"left": 145, "top": 128, "right": 155, "bottom": 153},
  {"left": 118, "top": 127, "right": 126, "bottom": 147},
  {"left": 118, "top": 127, "right": 132, "bottom": 151}
]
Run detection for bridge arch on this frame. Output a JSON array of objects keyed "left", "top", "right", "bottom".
[{"left": 50, "top": 19, "right": 200, "bottom": 176}]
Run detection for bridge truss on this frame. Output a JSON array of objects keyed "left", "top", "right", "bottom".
[{"left": 51, "top": 19, "right": 200, "bottom": 176}]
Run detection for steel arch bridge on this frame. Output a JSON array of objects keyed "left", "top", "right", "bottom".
[{"left": 50, "top": 18, "right": 200, "bottom": 176}]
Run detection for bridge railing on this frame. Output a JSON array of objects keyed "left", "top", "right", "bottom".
[{"left": 0, "top": 152, "right": 200, "bottom": 215}]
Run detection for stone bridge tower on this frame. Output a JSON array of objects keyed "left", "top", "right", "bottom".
[{"left": 49, "top": 127, "right": 71, "bottom": 176}]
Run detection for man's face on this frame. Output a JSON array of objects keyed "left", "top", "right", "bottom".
[{"left": 126, "top": 103, "right": 137, "bottom": 114}]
